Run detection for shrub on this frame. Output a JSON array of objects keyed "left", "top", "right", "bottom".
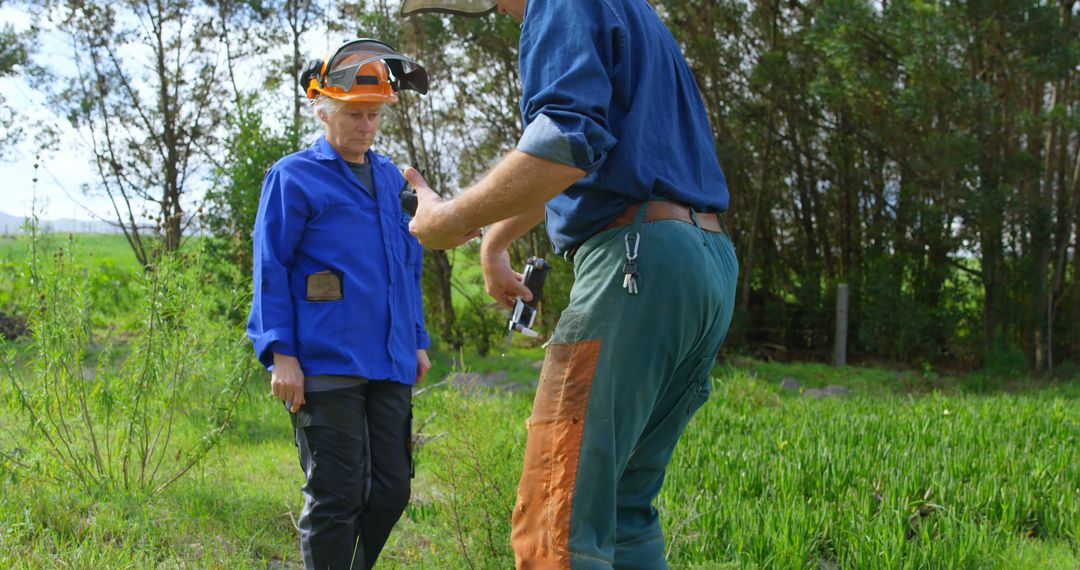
[
  {"left": 2, "top": 225, "right": 248, "bottom": 495},
  {"left": 408, "top": 373, "right": 529, "bottom": 568}
]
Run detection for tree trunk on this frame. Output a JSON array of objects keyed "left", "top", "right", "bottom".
[{"left": 429, "top": 249, "right": 459, "bottom": 351}]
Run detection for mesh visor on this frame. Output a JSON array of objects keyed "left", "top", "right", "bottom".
[
  {"left": 325, "top": 39, "right": 429, "bottom": 95},
  {"left": 400, "top": 0, "right": 497, "bottom": 17}
]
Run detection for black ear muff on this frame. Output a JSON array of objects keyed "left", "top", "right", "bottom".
[
  {"left": 299, "top": 58, "right": 325, "bottom": 94},
  {"left": 386, "top": 60, "right": 402, "bottom": 92}
]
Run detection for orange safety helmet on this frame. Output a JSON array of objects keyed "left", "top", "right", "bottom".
[{"left": 300, "top": 39, "right": 429, "bottom": 103}]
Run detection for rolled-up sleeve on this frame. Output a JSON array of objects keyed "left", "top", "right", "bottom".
[
  {"left": 516, "top": 0, "right": 619, "bottom": 174},
  {"left": 247, "top": 168, "right": 308, "bottom": 369}
]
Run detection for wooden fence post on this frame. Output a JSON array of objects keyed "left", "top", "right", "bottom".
[{"left": 834, "top": 283, "right": 849, "bottom": 366}]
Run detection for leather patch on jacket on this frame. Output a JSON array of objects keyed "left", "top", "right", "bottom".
[
  {"left": 306, "top": 271, "right": 343, "bottom": 301},
  {"left": 511, "top": 338, "right": 601, "bottom": 569}
]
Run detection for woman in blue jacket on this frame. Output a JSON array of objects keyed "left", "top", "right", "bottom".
[{"left": 246, "top": 39, "right": 431, "bottom": 570}]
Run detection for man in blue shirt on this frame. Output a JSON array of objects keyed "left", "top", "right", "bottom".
[
  {"left": 247, "top": 39, "right": 431, "bottom": 570},
  {"left": 403, "top": 0, "right": 739, "bottom": 568}
]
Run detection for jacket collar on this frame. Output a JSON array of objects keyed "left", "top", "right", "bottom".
[{"left": 312, "top": 135, "right": 388, "bottom": 167}]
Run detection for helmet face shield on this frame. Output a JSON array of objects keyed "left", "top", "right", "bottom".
[
  {"left": 400, "top": 0, "right": 497, "bottom": 17},
  {"left": 302, "top": 39, "right": 429, "bottom": 102},
  {"left": 324, "top": 39, "right": 429, "bottom": 95}
]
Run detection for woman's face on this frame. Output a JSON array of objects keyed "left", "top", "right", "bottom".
[{"left": 321, "top": 101, "right": 384, "bottom": 162}]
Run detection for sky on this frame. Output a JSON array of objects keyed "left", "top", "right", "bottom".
[
  {"left": 1, "top": 5, "right": 114, "bottom": 223},
  {"left": 0, "top": 3, "right": 331, "bottom": 224}
]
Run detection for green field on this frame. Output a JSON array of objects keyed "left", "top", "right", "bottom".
[{"left": 0, "top": 232, "right": 141, "bottom": 272}]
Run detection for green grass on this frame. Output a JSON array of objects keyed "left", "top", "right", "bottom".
[
  {"left": 1, "top": 355, "right": 1077, "bottom": 568},
  {"left": 0, "top": 232, "right": 207, "bottom": 274},
  {"left": 732, "top": 356, "right": 1080, "bottom": 397},
  {"left": 0, "top": 233, "right": 219, "bottom": 332},
  {"left": 0, "top": 233, "right": 141, "bottom": 322}
]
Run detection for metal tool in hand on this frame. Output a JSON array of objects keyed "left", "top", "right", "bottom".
[{"left": 504, "top": 256, "right": 550, "bottom": 354}]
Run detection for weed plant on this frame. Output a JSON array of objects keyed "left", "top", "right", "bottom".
[
  {"left": 1, "top": 223, "right": 249, "bottom": 496},
  {"left": 399, "top": 366, "right": 530, "bottom": 568}
]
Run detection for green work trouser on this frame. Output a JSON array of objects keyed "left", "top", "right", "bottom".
[{"left": 511, "top": 212, "right": 738, "bottom": 569}]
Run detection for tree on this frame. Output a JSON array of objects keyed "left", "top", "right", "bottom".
[
  {"left": 658, "top": 0, "right": 1078, "bottom": 370},
  {"left": 201, "top": 0, "right": 316, "bottom": 280},
  {"left": 50, "top": 0, "right": 224, "bottom": 267},
  {"left": 0, "top": 16, "right": 35, "bottom": 157}
]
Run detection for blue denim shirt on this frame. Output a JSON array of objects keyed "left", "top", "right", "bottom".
[
  {"left": 247, "top": 136, "right": 430, "bottom": 385},
  {"left": 515, "top": 0, "right": 730, "bottom": 254}
]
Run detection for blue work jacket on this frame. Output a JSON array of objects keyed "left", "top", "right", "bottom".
[
  {"left": 514, "top": 0, "right": 731, "bottom": 254},
  {"left": 246, "top": 136, "right": 430, "bottom": 385}
]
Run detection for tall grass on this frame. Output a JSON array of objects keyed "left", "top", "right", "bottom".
[
  {"left": 661, "top": 371, "right": 1079, "bottom": 569},
  {"left": 404, "top": 377, "right": 530, "bottom": 568}
]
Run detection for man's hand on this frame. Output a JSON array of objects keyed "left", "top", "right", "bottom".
[
  {"left": 271, "top": 353, "right": 305, "bottom": 413},
  {"left": 404, "top": 167, "right": 481, "bottom": 250},
  {"left": 416, "top": 349, "right": 432, "bottom": 385},
  {"left": 481, "top": 247, "right": 533, "bottom": 309},
  {"left": 403, "top": 151, "right": 583, "bottom": 252}
]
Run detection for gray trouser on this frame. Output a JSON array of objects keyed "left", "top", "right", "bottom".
[{"left": 290, "top": 381, "right": 413, "bottom": 570}]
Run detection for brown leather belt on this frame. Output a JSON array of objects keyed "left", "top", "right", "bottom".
[{"left": 602, "top": 200, "right": 725, "bottom": 233}]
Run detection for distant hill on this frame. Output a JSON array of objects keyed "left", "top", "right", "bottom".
[
  {"left": 0, "top": 211, "right": 22, "bottom": 233},
  {"left": 0, "top": 211, "right": 121, "bottom": 234}
]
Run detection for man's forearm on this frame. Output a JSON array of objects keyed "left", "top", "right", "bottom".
[
  {"left": 481, "top": 205, "right": 547, "bottom": 255},
  {"left": 453, "top": 149, "right": 585, "bottom": 232}
]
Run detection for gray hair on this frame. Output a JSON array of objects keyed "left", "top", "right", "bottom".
[{"left": 313, "top": 96, "right": 347, "bottom": 120}]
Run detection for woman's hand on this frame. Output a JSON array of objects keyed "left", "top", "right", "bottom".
[
  {"left": 271, "top": 353, "right": 305, "bottom": 413},
  {"left": 415, "top": 349, "right": 432, "bottom": 385}
]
